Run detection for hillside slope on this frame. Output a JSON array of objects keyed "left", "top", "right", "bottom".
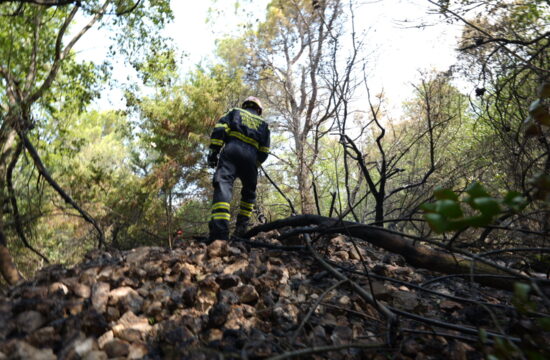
[{"left": 0, "top": 232, "right": 545, "bottom": 359}]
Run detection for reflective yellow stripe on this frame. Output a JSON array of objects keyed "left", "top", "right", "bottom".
[
  {"left": 259, "top": 146, "right": 269, "bottom": 153},
  {"left": 211, "top": 212, "right": 231, "bottom": 220},
  {"left": 215, "top": 123, "right": 230, "bottom": 133},
  {"left": 211, "top": 139, "right": 224, "bottom": 146},
  {"left": 239, "top": 108, "right": 263, "bottom": 121},
  {"left": 228, "top": 131, "right": 259, "bottom": 149},
  {"left": 240, "top": 201, "right": 254, "bottom": 210},
  {"left": 212, "top": 202, "right": 230, "bottom": 210},
  {"left": 239, "top": 209, "right": 252, "bottom": 217}
]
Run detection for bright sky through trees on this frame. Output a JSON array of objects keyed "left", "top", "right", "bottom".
[{"left": 74, "top": 0, "right": 463, "bottom": 113}]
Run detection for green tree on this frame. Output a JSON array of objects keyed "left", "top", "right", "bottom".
[{"left": 0, "top": 0, "right": 172, "bottom": 284}]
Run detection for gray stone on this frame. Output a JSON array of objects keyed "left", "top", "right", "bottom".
[
  {"left": 236, "top": 285, "right": 259, "bottom": 304},
  {"left": 92, "top": 282, "right": 110, "bottom": 313},
  {"left": 16, "top": 310, "right": 45, "bottom": 334},
  {"left": 103, "top": 339, "right": 130, "bottom": 358}
]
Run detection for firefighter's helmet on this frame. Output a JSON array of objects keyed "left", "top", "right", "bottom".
[{"left": 242, "top": 96, "right": 263, "bottom": 115}]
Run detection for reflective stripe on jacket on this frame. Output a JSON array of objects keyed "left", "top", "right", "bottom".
[{"left": 209, "top": 108, "right": 271, "bottom": 163}]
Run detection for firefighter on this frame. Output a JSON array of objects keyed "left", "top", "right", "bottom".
[{"left": 207, "top": 96, "right": 270, "bottom": 242}]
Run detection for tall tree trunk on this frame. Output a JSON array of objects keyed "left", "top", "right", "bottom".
[
  {"left": 295, "top": 138, "right": 315, "bottom": 214},
  {"left": 0, "top": 127, "right": 22, "bottom": 285}
]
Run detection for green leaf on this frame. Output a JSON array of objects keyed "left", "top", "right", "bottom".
[
  {"left": 471, "top": 197, "right": 501, "bottom": 216},
  {"left": 420, "top": 203, "right": 437, "bottom": 213},
  {"left": 434, "top": 187, "right": 459, "bottom": 201},
  {"left": 424, "top": 213, "right": 448, "bottom": 233},
  {"left": 479, "top": 328, "right": 488, "bottom": 343},
  {"left": 446, "top": 219, "right": 470, "bottom": 231},
  {"left": 465, "top": 182, "right": 490, "bottom": 198},
  {"left": 537, "top": 317, "right": 550, "bottom": 331},
  {"left": 435, "top": 199, "right": 463, "bottom": 219},
  {"left": 503, "top": 191, "right": 527, "bottom": 211},
  {"left": 457, "top": 215, "right": 493, "bottom": 228},
  {"left": 514, "top": 282, "right": 531, "bottom": 302}
]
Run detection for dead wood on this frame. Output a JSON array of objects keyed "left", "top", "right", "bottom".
[{"left": 247, "top": 214, "right": 547, "bottom": 291}]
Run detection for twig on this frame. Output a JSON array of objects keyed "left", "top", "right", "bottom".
[
  {"left": 390, "top": 307, "right": 521, "bottom": 342},
  {"left": 290, "top": 279, "right": 347, "bottom": 345},
  {"left": 260, "top": 165, "right": 297, "bottom": 215},
  {"left": 266, "top": 342, "right": 388, "bottom": 360},
  {"left": 305, "top": 234, "right": 398, "bottom": 345},
  {"left": 400, "top": 328, "right": 492, "bottom": 344}
]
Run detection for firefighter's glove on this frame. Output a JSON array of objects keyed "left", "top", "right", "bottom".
[{"left": 207, "top": 150, "right": 219, "bottom": 168}]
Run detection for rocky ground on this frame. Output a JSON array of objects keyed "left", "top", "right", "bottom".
[{"left": 0, "top": 231, "right": 544, "bottom": 359}]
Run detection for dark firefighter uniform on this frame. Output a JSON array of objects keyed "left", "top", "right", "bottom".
[{"left": 208, "top": 105, "right": 270, "bottom": 241}]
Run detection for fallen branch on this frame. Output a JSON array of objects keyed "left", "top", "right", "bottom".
[
  {"left": 265, "top": 342, "right": 388, "bottom": 360},
  {"left": 247, "top": 215, "right": 547, "bottom": 291}
]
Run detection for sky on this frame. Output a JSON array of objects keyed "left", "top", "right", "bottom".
[{"left": 73, "top": 0, "right": 464, "bottom": 115}]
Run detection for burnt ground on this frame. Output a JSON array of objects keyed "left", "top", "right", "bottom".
[{"left": 0, "top": 231, "right": 548, "bottom": 359}]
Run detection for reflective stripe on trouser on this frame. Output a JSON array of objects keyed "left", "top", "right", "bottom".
[{"left": 208, "top": 141, "right": 258, "bottom": 241}]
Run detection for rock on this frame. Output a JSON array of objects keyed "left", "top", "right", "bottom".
[
  {"left": 128, "top": 342, "right": 148, "bottom": 359},
  {"left": 66, "top": 299, "right": 85, "bottom": 316},
  {"left": 109, "top": 286, "right": 144, "bottom": 313},
  {"left": 62, "top": 277, "right": 91, "bottom": 298},
  {"left": 20, "top": 286, "right": 48, "bottom": 299},
  {"left": 440, "top": 300, "right": 463, "bottom": 311},
  {"left": 16, "top": 310, "right": 45, "bottom": 334},
  {"left": 105, "top": 306, "right": 120, "bottom": 322},
  {"left": 144, "top": 300, "right": 163, "bottom": 317},
  {"left": 338, "top": 295, "right": 351, "bottom": 306},
  {"left": 126, "top": 247, "right": 161, "bottom": 265},
  {"left": 334, "top": 250, "right": 349, "bottom": 261},
  {"left": 12, "top": 341, "right": 56, "bottom": 360},
  {"left": 216, "top": 274, "right": 240, "bottom": 289},
  {"left": 48, "top": 282, "right": 69, "bottom": 296},
  {"left": 393, "top": 291, "right": 419, "bottom": 311},
  {"left": 207, "top": 240, "right": 229, "bottom": 258},
  {"left": 349, "top": 247, "right": 362, "bottom": 260},
  {"left": 97, "top": 330, "right": 114, "bottom": 349},
  {"left": 218, "top": 290, "right": 239, "bottom": 305},
  {"left": 331, "top": 325, "right": 353, "bottom": 345},
  {"left": 74, "top": 337, "right": 97, "bottom": 357},
  {"left": 372, "top": 264, "right": 388, "bottom": 276},
  {"left": 273, "top": 303, "right": 299, "bottom": 329},
  {"left": 223, "top": 259, "right": 249, "bottom": 275},
  {"left": 82, "top": 351, "right": 108, "bottom": 360},
  {"left": 80, "top": 309, "right": 108, "bottom": 336},
  {"left": 91, "top": 282, "right": 110, "bottom": 313},
  {"left": 205, "top": 328, "right": 224, "bottom": 343},
  {"left": 26, "top": 326, "right": 60, "bottom": 348},
  {"left": 182, "top": 286, "right": 198, "bottom": 307},
  {"left": 207, "top": 303, "right": 231, "bottom": 328},
  {"left": 370, "top": 281, "right": 393, "bottom": 301},
  {"left": 113, "top": 327, "right": 142, "bottom": 343},
  {"left": 236, "top": 285, "right": 259, "bottom": 304},
  {"left": 79, "top": 267, "right": 99, "bottom": 286},
  {"left": 116, "top": 311, "right": 153, "bottom": 334},
  {"left": 103, "top": 339, "right": 130, "bottom": 358},
  {"left": 143, "top": 261, "right": 163, "bottom": 278}
]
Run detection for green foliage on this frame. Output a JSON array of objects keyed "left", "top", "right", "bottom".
[{"left": 421, "top": 183, "right": 527, "bottom": 233}]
